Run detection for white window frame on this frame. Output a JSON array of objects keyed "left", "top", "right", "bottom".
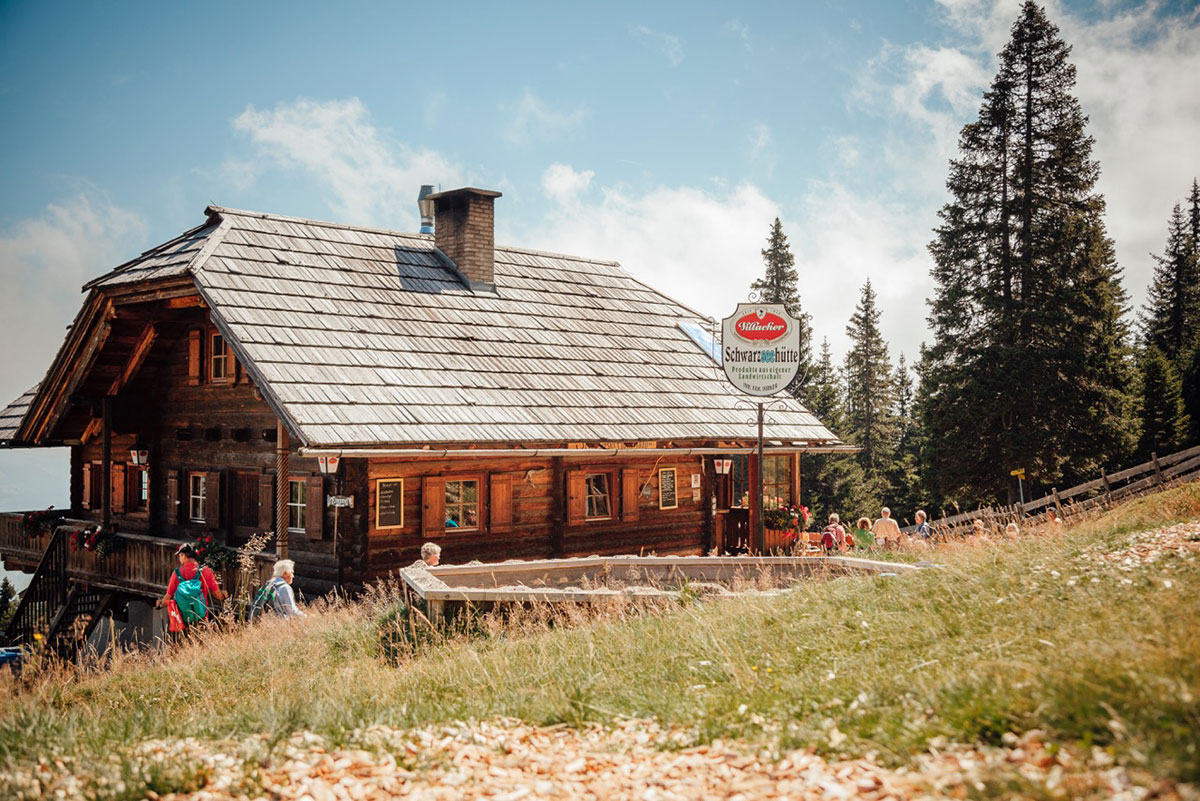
[
  {"left": 584, "top": 472, "right": 612, "bottom": 520},
  {"left": 444, "top": 479, "right": 480, "bottom": 531},
  {"left": 210, "top": 332, "right": 229, "bottom": 382},
  {"left": 188, "top": 473, "right": 207, "bottom": 523},
  {"left": 288, "top": 478, "right": 306, "bottom": 532}
]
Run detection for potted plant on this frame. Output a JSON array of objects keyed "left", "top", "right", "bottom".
[{"left": 21, "top": 507, "right": 65, "bottom": 539}]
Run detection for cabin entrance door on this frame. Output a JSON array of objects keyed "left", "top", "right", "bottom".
[{"left": 724, "top": 508, "right": 750, "bottom": 554}]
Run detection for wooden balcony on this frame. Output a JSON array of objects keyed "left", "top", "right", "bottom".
[{"left": 0, "top": 512, "right": 274, "bottom": 598}]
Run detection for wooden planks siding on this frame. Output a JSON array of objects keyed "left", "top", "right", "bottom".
[{"left": 363, "top": 454, "right": 708, "bottom": 578}]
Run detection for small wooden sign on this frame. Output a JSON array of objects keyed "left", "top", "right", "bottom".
[
  {"left": 659, "top": 468, "right": 677, "bottom": 510},
  {"left": 375, "top": 478, "right": 404, "bottom": 529},
  {"left": 1010, "top": 468, "right": 1026, "bottom": 478},
  {"left": 690, "top": 473, "right": 701, "bottom": 489},
  {"left": 691, "top": 487, "right": 701, "bottom": 502}
]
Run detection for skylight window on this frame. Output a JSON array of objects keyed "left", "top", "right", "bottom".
[{"left": 677, "top": 320, "right": 722, "bottom": 365}]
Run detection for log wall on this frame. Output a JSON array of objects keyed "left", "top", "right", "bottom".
[{"left": 363, "top": 454, "right": 710, "bottom": 579}]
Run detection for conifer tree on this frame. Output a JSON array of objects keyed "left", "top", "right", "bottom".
[
  {"left": 0, "top": 577, "right": 15, "bottom": 633},
  {"left": 751, "top": 218, "right": 813, "bottom": 396},
  {"left": 924, "top": 2, "right": 1134, "bottom": 502},
  {"left": 1138, "top": 346, "right": 1190, "bottom": 457},
  {"left": 1143, "top": 202, "right": 1200, "bottom": 365},
  {"left": 887, "top": 355, "right": 923, "bottom": 515},
  {"left": 844, "top": 280, "right": 897, "bottom": 504},
  {"left": 801, "top": 339, "right": 870, "bottom": 521},
  {"left": 1182, "top": 179, "right": 1200, "bottom": 439}
]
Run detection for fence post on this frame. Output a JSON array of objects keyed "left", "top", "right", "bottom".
[
  {"left": 1052, "top": 487, "right": 1062, "bottom": 518},
  {"left": 1101, "top": 469, "right": 1113, "bottom": 507},
  {"left": 1151, "top": 452, "right": 1164, "bottom": 486}
]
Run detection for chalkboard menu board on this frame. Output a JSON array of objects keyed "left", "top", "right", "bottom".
[
  {"left": 376, "top": 478, "right": 404, "bottom": 529},
  {"left": 659, "top": 468, "right": 677, "bottom": 510}
]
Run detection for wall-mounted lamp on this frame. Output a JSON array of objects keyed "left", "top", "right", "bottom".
[
  {"left": 130, "top": 442, "right": 150, "bottom": 465},
  {"left": 317, "top": 455, "right": 341, "bottom": 476},
  {"left": 714, "top": 458, "right": 733, "bottom": 475}
]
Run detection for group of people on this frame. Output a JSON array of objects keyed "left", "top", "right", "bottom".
[
  {"left": 816, "top": 506, "right": 1066, "bottom": 552},
  {"left": 814, "top": 507, "right": 909, "bottom": 552},
  {"left": 155, "top": 543, "right": 305, "bottom": 633}
]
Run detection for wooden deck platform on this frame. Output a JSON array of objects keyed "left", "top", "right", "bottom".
[{"left": 0, "top": 512, "right": 274, "bottom": 598}]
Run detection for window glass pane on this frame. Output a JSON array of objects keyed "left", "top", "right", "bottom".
[
  {"left": 189, "top": 474, "right": 206, "bottom": 522},
  {"left": 288, "top": 479, "right": 306, "bottom": 530},
  {"left": 731, "top": 456, "right": 749, "bottom": 508},
  {"left": 585, "top": 473, "right": 611, "bottom": 518},
  {"left": 445, "top": 480, "right": 479, "bottom": 530}
]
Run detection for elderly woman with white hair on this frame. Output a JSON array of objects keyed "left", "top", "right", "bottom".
[
  {"left": 420, "top": 541, "right": 442, "bottom": 567},
  {"left": 270, "top": 559, "right": 305, "bottom": 618}
]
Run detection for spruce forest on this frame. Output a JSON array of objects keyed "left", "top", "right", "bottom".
[{"left": 752, "top": 2, "right": 1200, "bottom": 521}]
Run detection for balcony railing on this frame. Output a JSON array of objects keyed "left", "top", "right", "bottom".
[{"left": 0, "top": 512, "right": 275, "bottom": 598}]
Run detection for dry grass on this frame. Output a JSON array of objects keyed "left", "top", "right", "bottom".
[{"left": 1, "top": 482, "right": 1198, "bottom": 799}]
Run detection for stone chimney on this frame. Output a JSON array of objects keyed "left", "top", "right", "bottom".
[{"left": 428, "top": 187, "right": 502, "bottom": 291}]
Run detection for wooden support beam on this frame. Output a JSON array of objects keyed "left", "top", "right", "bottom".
[
  {"left": 102, "top": 396, "right": 112, "bottom": 527},
  {"left": 275, "top": 421, "right": 290, "bottom": 559},
  {"left": 80, "top": 416, "right": 103, "bottom": 445},
  {"left": 164, "top": 295, "right": 206, "bottom": 309},
  {"left": 107, "top": 324, "right": 158, "bottom": 396},
  {"left": 32, "top": 313, "right": 113, "bottom": 443}
]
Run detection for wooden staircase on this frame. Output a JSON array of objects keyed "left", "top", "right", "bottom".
[{"left": 2, "top": 527, "right": 123, "bottom": 660}]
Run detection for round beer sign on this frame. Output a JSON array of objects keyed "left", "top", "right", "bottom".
[{"left": 721, "top": 303, "right": 802, "bottom": 396}]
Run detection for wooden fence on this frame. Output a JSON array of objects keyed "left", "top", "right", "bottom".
[{"left": 902, "top": 443, "right": 1200, "bottom": 537}]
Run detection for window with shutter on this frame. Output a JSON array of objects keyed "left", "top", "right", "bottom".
[
  {"left": 257, "top": 474, "right": 274, "bottom": 531},
  {"left": 566, "top": 471, "right": 586, "bottom": 526},
  {"left": 187, "top": 329, "right": 201, "bottom": 386},
  {"left": 490, "top": 475, "right": 513, "bottom": 530},
  {"left": 621, "top": 469, "right": 640, "bottom": 522},
  {"left": 204, "top": 471, "right": 221, "bottom": 528},
  {"left": 305, "top": 476, "right": 324, "bottom": 538},
  {"left": 422, "top": 477, "right": 445, "bottom": 535},
  {"left": 81, "top": 463, "right": 92, "bottom": 510},
  {"left": 287, "top": 478, "right": 306, "bottom": 532},
  {"left": 167, "top": 471, "right": 180, "bottom": 524},
  {"left": 110, "top": 462, "right": 126, "bottom": 514}
]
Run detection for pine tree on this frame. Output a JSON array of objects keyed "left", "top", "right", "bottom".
[
  {"left": 751, "top": 218, "right": 813, "bottom": 396},
  {"left": 1143, "top": 202, "right": 1200, "bottom": 365},
  {"left": 924, "top": 2, "right": 1135, "bottom": 502},
  {"left": 887, "top": 355, "right": 923, "bottom": 517},
  {"left": 1138, "top": 346, "right": 1190, "bottom": 457},
  {"left": 844, "top": 280, "right": 898, "bottom": 505},
  {"left": 0, "top": 577, "right": 15, "bottom": 633},
  {"left": 1181, "top": 179, "right": 1200, "bottom": 439},
  {"left": 801, "top": 339, "right": 871, "bottom": 522}
]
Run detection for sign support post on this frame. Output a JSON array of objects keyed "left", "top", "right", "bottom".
[{"left": 756, "top": 402, "right": 765, "bottom": 554}]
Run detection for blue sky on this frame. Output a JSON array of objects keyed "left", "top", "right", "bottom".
[{"left": 1, "top": 0, "right": 1198, "bottom": 514}]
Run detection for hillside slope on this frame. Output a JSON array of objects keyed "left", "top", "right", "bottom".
[{"left": 2, "top": 484, "right": 1199, "bottom": 800}]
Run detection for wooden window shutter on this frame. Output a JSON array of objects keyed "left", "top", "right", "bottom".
[
  {"left": 306, "top": 476, "right": 324, "bottom": 538},
  {"left": 257, "top": 474, "right": 274, "bottom": 531},
  {"left": 187, "top": 329, "right": 202, "bottom": 385},
  {"left": 167, "top": 471, "right": 180, "bottom": 524},
  {"left": 81, "top": 463, "right": 92, "bottom": 510},
  {"left": 205, "top": 471, "right": 221, "bottom": 528},
  {"left": 422, "top": 477, "right": 445, "bottom": 535},
  {"left": 490, "top": 474, "right": 513, "bottom": 531},
  {"left": 621, "top": 468, "right": 640, "bottom": 522},
  {"left": 110, "top": 462, "right": 126, "bottom": 514},
  {"left": 566, "top": 471, "right": 586, "bottom": 527}
]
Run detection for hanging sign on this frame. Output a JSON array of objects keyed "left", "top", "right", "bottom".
[{"left": 721, "top": 303, "right": 802, "bottom": 396}]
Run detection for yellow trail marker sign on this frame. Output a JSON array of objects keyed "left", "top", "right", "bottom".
[{"left": 1010, "top": 468, "right": 1026, "bottom": 478}]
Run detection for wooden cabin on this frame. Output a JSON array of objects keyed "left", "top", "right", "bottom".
[{"left": 0, "top": 187, "right": 846, "bottom": 651}]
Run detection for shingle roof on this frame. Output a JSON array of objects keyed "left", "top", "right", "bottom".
[
  {"left": 32, "top": 206, "right": 845, "bottom": 449},
  {"left": 0, "top": 384, "right": 39, "bottom": 444}
]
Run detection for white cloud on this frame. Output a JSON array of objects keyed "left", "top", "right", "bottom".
[
  {"left": 747, "top": 122, "right": 775, "bottom": 177},
  {"left": 233, "top": 97, "right": 461, "bottom": 228},
  {"left": 0, "top": 193, "right": 143, "bottom": 514},
  {"left": 725, "top": 19, "right": 751, "bottom": 51},
  {"left": 501, "top": 89, "right": 590, "bottom": 146},
  {"left": 0, "top": 192, "right": 145, "bottom": 406},
  {"left": 541, "top": 163, "right": 595, "bottom": 207},
  {"left": 630, "top": 25, "right": 685, "bottom": 67},
  {"left": 527, "top": 172, "right": 779, "bottom": 322}
]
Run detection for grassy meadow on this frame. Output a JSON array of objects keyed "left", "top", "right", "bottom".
[{"left": 1, "top": 483, "right": 1198, "bottom": 797}]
